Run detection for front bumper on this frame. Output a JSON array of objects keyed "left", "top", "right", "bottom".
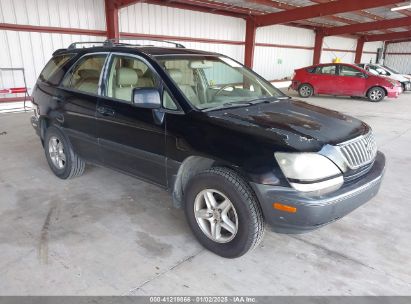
[
  {"left": 251, "top": 152, "right": 385, "bottom": 234},
  {"left": 387, "top": 86, "right": 402, "bottom": 98}
]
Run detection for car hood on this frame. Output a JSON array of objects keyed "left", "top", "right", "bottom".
[
  {"left": 382, "top": 74, "right": 408, "bottom": 82},
  {"left": 205, "top": 99, "right": 369, "bottom": 151}
]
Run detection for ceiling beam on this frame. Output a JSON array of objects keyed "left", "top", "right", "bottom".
[
  {"left": 116, "top": 0, "right": 253, "bottom": 18},
  {"left": 364, "top": 30, "right": 411, "bottom": 42},
  {"left": 324, "top": 16, "right": 411, "bottom": 36},
  {"left": 254, "top": 0, "right": 403, "bottom": 27},
  {"left": 248, "top": 0, "right": 372, "bottom": 27},
  {"left": 309, "top": 0, "right": 395, "bottom": 34}
]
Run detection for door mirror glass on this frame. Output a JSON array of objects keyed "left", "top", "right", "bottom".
[{"left": 133, "top": 88, "right": 161, "bottom": 109}]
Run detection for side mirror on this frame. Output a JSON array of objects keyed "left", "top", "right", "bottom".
[{"left": 132, "top": 88, "right": 161, "bottom": 109}]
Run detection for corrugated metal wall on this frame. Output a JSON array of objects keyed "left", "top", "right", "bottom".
[
  {"left": 119, "top": 3, "right": 245, "bottom": 64},
  {"left": 0, "top": 0, "right": 106, "bottom": 93},
  {"left": 0, "top": 0, "right": 105, "bottom": 29},
  {"left": 321, "top": 37, "right": 381, "bottom": 66},
  {"left": 363, "top": 41, "right": 382, "bottom": 64},
  {"left": 321, "top": 36, "right": 356, "bottom": 63},
  {"left": 385, "top": 42, "right": 411, "bottom": 74},
  {"left": 254, "top": 25, "right": 314, "bottom": 80}
]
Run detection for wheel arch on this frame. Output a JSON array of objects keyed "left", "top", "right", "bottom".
[{"left": 171, "top": 156, "right": 249, "bottom": 208}]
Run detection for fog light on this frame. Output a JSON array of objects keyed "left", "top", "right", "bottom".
[{"left": 273, "top": 202, "right": 297, "bottom": 213}]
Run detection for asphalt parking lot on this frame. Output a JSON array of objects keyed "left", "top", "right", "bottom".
[{"left": 0, "top": 92, "right": 410, "bottom": 295}]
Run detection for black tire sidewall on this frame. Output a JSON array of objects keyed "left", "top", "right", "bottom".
[
  {"left": 44, "top": 126, "right": 74, "bottom": 179},
  {"left": 184, "top": 171, "right": 259, "bottom": 258}
]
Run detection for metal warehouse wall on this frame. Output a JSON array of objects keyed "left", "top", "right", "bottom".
[
  {"left": 321, "top": 37, "right": 381, "bottom": 65},
  {"left": 119, "top": 3, "right": 245, "bottom": 64},
  {"left": 385, "top": 42, "right": 411, "bottom": 74},
  {"left": 321, "top": 36, "right": 356, "bottom": 64},
  {"left": 363, "top": 41, "right": 383, "bottom": 64},
  {"left": 0, "top": 0, "right": 106, "bottom": 93},
  {"left": 254, "top": 25, "right": 315, "bottom": 81}
]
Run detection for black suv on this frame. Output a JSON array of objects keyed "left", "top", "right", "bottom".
[{"left": 31, "top": 40, "right": 385, "bottom": 258}]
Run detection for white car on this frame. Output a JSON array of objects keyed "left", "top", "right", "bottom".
[{"left": 357, "top": 63, "right": 411, "bottom": 92}]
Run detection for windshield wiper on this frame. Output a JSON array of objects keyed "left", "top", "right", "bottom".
[
  {"left": 203, "top": 102, "right": 250, "bottom": 112},
  {"left": 247, "top": 96, "right": 283, "bottom": 104}
]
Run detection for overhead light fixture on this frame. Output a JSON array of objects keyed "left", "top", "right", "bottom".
[{"left": 391, "top": 1, "right": 411, "bottom": 11}]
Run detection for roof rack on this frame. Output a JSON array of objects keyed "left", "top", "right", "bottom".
[
  {"left": 67, "top": 41, "right": 113, "bottom": 50},
  {"left": 106, "top": 38, "right": 186, "bottom": 48},
  {"left": 64, "top": 38, "right": 185, "bottom": 51}
]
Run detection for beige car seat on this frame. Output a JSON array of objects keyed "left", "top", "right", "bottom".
[
  {"left": 114, "top": 68, "right": 138, "bottom": 101},
  {"left": 167, "top": 69, "right": 200, "bottom": 105},
  {"left": 76, "top": 69, "right": 101, "bottom": 94},
  {"left": 134, "top": 68, "right": 155, "bottom": 88}
]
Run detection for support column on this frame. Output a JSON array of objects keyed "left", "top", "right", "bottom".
[
  {"left": 313, "top": 32, "right": 324, "bottom": 65},
  {"left": 355, "top": 37, "right": 365, "bottom": 63},
  {"left": 105, "top": 0, "right": 119, "bottom": 41},
  {"left": 244, "top": 18, "right": 256, "bottom": 69}
]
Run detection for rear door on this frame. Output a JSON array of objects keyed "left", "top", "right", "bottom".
[
  {"left": 311, "top": 65, "right": 338, "bottom": 94},
  {"left": 336, "top": 64, "right": 367, "bottom": 96},
  {"left": 96, "top": 53, "right": 167, "bottom": 186},
  {"left": 57, "top": 53, "right": 108, "bottom": 162}
]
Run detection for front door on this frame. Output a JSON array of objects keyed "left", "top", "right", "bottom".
[
  {"left": 96, "top": 54, "right": 167, "bottom": 186},
  {"left": 336, "top": 64, "right": 367, "bottom": 96}
]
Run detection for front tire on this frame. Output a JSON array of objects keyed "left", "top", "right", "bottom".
[
  {"left": 184, "top": 167, "right": 265, "bottom": 258},
  {"left": 298, "top": 84, "right": 314, "bottom": 98},
  {"left": 44, "top": 126, "right": 85, "bottom": 179},
  {"left": 367, "top": 87, "right": 386, "bottom": 102}
]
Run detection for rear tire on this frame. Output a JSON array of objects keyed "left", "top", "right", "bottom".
[
  {"left": 367, "top": 87, "right": 386, "bottom": 102},
  {"left": 184, "top": 167, "right": 265, "bottom": 258},
  {"left": 298, "top": 84, "right": 314, "bottom": 98},
  {"left": 44, "top": 126, "right": 85, "bottom": 179}
]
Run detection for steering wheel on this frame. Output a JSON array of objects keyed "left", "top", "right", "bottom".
[{"left": 214, "top": 84, "right": 236, "bottom": 96}]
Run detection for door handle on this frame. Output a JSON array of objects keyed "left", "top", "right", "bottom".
[{"left": 97, "top": 106, "right": 115, "bottom": 117}]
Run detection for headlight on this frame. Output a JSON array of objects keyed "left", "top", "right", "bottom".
[
  {"left": 275, "top": 152, "right": 343, "bottom": 195},
  {"left": 388, "top": 80, "right": 397, "bottom": 87}
]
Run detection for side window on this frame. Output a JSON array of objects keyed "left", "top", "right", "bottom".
[
  {"left": 62, "top": 55, "right": 107, "bottom": 94},
  {"left": 163, "top": 90, "right": 178, "bottom": 110},
  {"left": 339, "top": 65, "right": 364, "bottom": 77},
  {"left": 39, "top": 54, "right": 74, "bottom": 85},
  {"left": 105, "top": 55, "right": 156, "bottom": 103},
  {"left": 318, "top": 65, "right": 336, "bottom": 75},
  {"left": 306, "top": 67, "right": 316, "bottom": 73}
]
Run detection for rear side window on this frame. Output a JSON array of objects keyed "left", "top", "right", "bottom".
[
  {"left": 317, "top": 65, "right": 336, "bottom": 75},
  {"left": 38, "top": 54, "right": 74, "bottom": 85},
  {"left": 306, "top": 67, "right": 316, "bottom": 73},
  {"left": 62, "top": 55, "right": 107, "bottom": 95}
]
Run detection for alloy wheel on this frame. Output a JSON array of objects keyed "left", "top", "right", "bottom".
[
  {"left": 300, "top": 85, "right": 312, "bottom": 97},
  {"left": 370, "top": 89, "right": 383, "bottom": 101},
  {"left": 193, "top": 189, "right": 239, "bottom": 243},
  {"left": 48, "top": 136, "right": 66, "bottom": 169}
]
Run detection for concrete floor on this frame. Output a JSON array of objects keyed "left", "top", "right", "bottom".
[{"left": 0, "top": 92, "right": 411, "bottom": 295}]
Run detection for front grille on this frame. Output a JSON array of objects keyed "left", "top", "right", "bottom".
[{"left": 338, "top": 131, "right": 377, "bottom": 169}]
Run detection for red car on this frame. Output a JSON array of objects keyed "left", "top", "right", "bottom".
[{"left": 290, "top": 63, "right": 402, "bottom": 102}]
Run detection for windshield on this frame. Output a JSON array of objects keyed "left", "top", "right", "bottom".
[{"left": 157, "top": 55, "right": 285, "bottom": 110}]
